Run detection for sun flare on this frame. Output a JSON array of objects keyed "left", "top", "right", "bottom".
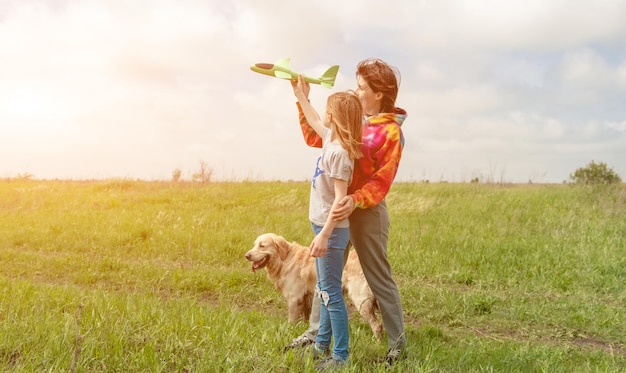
[{"left": 1, "top": 84, "right": 74, "bottom": 126}]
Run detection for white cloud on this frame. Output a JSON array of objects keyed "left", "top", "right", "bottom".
[
  {"left": 559, "top": 48, "right": 614, "bottom": 88},
  {"left": 1, "top": 0, "right": 625, "bottom": 183},
  {"left": 608, "top": 121, "right": 626, "bottom": 132}
]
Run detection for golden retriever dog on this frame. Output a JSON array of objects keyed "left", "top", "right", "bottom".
[{"left": 245, "top": 233, "right": 382, "bottom": 338}]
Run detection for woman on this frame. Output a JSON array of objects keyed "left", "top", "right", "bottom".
[{"left": 287, "top": 58, "right": 407, "bottom": 366}]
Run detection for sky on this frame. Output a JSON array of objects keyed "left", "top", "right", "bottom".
[{"left": 1, "top": 0, "right": 625, "bottom": 183}]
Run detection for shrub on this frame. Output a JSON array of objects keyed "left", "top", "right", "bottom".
[{"left": 569, "top": 161, "right": 622, "bottom": 185}]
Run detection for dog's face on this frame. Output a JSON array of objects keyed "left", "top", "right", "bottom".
[{"left": 245, "top": 233, "right": 281, "bottom": 272}]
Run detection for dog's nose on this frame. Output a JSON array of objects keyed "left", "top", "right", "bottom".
[{"left": 245, "top": 253, "right": 251, "bottom": 260}]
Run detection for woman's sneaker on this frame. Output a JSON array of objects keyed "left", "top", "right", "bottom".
[
  {"left": 314, "top": 357, "right": 348, "bottom": 371},
  {"left": 385, "top": 348, "right": 402, "bottom": 367}
]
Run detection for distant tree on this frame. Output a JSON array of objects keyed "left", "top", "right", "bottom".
[
  {"left": 16, "top": 172, "right": 34, "bottom": 180},
  {"left": 172, "top": 168, "right": 182, "bottom": 182},
  {"left": 192, "top": 161, "right": 213, "bottom": 183},
  {"left": 569, "top": 161, "right": 622, "bottom": 185}
]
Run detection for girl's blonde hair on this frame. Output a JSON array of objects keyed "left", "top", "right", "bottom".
[{"left": 327, "top": 91, "right": 363, "bottom": 160}]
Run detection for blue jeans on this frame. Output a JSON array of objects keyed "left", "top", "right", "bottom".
[{"left": 311, "top": 223, "right": 350, "bottom": 362}]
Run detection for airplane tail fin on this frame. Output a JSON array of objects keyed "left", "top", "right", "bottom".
[{"left": 319, "top": 65, "right": 339, "bottom": 88}]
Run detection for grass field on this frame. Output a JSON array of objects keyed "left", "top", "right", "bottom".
[{"left": 0, "top": 179, "right": 625, "bottom": 372}]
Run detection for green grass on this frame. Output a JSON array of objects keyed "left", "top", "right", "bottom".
[{"left": 1, "top": 180, "right": 625, "bottom": 372}]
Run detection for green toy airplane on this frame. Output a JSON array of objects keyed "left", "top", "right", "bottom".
[{"left": 250, "top": 58, "right": 339, "bottom": 88}]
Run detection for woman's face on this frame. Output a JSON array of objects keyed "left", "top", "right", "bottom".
[{"left": 356, "top": 75, "right": 381, "bottom": 116}]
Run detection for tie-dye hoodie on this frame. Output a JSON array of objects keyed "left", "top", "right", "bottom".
[{"left": 297, "top": 102, "right": 406, "bottom": 209}]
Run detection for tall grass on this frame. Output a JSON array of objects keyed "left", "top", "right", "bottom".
[{"left": 0, "top": 180, "right": 624, "bottom": 372}]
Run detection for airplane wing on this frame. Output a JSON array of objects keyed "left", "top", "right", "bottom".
[
  {"left": 274, "top": 58, "right": 291, "bottom": 68},
  {"left": 273, "top": 58, "right": 293, "bottom": 79}
]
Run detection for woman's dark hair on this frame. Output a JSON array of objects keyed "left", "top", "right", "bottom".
[{"left": 356, "top": 58, "right": 400, "bottom": 113}]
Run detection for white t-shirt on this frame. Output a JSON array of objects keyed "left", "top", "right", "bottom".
[{"left": 309, "top": 128, "right": 354, "bottom": 228}]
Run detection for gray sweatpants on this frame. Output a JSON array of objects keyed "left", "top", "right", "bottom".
[{"left": 301, "top": 200, "right": 406, "bottom": 350}]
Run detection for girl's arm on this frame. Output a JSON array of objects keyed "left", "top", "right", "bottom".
[
  {"left": 291, "top": 78, "right": 322, "bottom": 148},
  {"left": 309, "top": 177, "right": 348, "bottom": 258},
  {"left": 292, "top": 75, "right": 325, "bottom": 137}
]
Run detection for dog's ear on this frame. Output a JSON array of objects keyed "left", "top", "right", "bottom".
[{"left": 273, "top": 235, "right": 290, "bottom": 261}]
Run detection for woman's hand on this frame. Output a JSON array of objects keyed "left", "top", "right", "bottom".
[{"left": 331, "top": 195, "right": 355, "bottom": 222}]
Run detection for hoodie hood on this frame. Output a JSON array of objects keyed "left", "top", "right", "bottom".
[
  {"left": 366, "top": 107, "right": 407, "bottom": 127},
  {"left": 365, "top": 107, "right": 406, "bottom": 148}
]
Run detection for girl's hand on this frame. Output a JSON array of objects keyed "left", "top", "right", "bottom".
[
  {"left": 309, "top": 234, "right": 328, "bottom": 258},
  {"left": 291, "top": 74, "right": 310, "bottom": 100}
]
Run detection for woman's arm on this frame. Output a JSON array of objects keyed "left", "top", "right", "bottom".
[
  {"left": 331, "top": 122, "right": 404, "bottom": 221},
  {"left": 297, "top": 102, "right": 323, "bottom": 148}
]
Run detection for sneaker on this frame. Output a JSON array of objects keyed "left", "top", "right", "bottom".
[
  {"left": 311, "top": 343, "right": 330, "bottom": 361},
  {"left": 283, "top": 335, "right": 314, "bottom": 351},
  {"left": 384, "top": 348, "right": 402, "bottom": 367},
  {"left": 314, "top": 356, "right": 347, "bottom": 371}
]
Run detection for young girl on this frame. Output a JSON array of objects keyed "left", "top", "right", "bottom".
[{"left": 292, "top": 74, "right": 363, "bottom": 370}]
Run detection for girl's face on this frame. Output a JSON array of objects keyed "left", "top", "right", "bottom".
[
  {"left": 323, "top": 109, "right": 332, "bottom": 129},
  {"left": 356, "top": 75, "right": 382, "bottom": 116}
]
